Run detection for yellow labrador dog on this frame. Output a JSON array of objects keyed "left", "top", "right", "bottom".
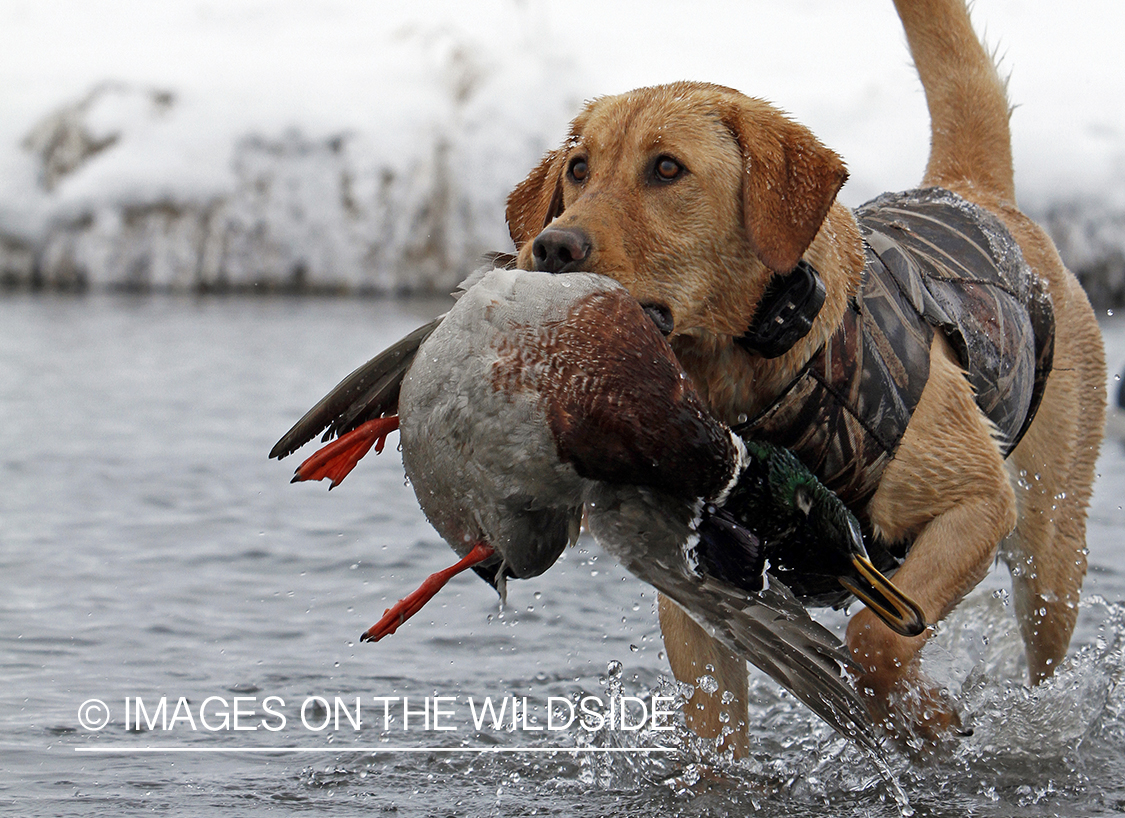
[{"left": 505, "top": 0, "right": 1106, "bottom": 753}]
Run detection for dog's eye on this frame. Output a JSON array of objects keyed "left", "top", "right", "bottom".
[
  {"left": 653, "top": 156, "right": 683, "bottom": 182},
  {"left": 568, "top": 158, "right": 588, "bottom": 182}
]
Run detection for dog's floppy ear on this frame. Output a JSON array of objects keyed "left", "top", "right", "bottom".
[
  {"left": 505, "top": 148, "right": 567, "bottom": 250},
  {"left": 724, "top": 101, "right": 848, "bottom": 274}
]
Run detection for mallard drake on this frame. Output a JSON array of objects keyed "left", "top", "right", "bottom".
[{"left": 271, "top": 266, "right": 926, "bottom": 751}]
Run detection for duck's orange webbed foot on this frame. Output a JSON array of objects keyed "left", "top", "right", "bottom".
[
  {"left": 292, "top": 416, "right": 399, "bottom": 488},
  {"left": 361, "top": 542, "right": 496, "bottom": 642}
]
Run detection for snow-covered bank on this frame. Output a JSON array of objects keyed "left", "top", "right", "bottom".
[{"left": 1, "top": 0, "right": 1123, "bottom": 303}]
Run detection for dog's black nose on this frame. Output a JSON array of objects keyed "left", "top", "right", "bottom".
[{"left": 531, "top": 228, "right": 591, "bottom": 274}]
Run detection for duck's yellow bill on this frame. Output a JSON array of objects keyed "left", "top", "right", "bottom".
[{"left": 838, "top": 555, "right": 927, "bottom": 637}]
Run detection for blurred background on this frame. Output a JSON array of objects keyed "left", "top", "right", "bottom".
[{"left": 1, "top": 0, "right": 1123, "bottom": 306}]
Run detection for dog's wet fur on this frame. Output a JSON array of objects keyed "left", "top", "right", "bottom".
[{"left": 504, "top": 0, "right": 1106, "bottom": 754}]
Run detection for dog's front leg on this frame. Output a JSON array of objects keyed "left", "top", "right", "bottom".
[
  {"left": 845, "top": 496, "right": 1010, "bottom": 743},
  {"left": 658, "top": 593, "right": 749, "bottom": 758},
  {"left": 851, "top": 335, "right": 1018, "bottom": 746}
]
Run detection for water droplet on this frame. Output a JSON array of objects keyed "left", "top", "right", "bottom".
[{"left": 697, "top": 674, "right": 718, "bottom": 695}]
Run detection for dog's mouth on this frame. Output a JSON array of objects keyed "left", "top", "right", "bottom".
[{"left": 641, "top": 303, "right": 674, "bottom": 336}]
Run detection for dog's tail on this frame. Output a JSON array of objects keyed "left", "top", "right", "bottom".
[{"left": 894, "top": 0, "right": 1015, "bottom": 203}]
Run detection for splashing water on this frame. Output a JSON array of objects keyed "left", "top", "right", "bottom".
[
  {"left": 4, "top": 297, "right": 1124, "bottom": 817},
  {"left": 559, "top": 591, "right": 1125, "bottom": 816}
]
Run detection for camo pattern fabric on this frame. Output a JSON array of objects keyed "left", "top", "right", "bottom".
[
  {"left": 736, "top": 187, "right": 1054, "bottom": 525},
  {"left": 859, "top": 187, "right": 1054, "bottom": 457},
  {"left": 735, "top": 244, "right": 934, "bottom": 518}
]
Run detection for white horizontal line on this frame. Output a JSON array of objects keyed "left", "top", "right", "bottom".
[{"left": 74, "top": 746, "right": 675, "bottom": 754}]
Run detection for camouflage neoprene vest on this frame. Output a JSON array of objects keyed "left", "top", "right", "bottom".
[{"left": 735, "top": 187, "right": 1054, "bottom": 579}]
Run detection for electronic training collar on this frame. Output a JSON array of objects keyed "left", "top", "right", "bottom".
[{"left": 736, "top": 260, "right": 826, "bottom": 358}]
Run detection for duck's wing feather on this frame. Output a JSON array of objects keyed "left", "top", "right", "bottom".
[
  {"left": 659, "top": 571, "right": 880, "bottom": 753},
  {"left": 269, "top": 318, "right": 440, "bottom": 460},
  {"left": 270, "top": 257, "right": 519, "bottom": 461},
  {"left": 586, "top": 487, "right": 880, "bottom": 754}
]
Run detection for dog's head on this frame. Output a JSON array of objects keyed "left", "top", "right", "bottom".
[{"left": 506, "top": 81, "right": 850, "bottom": 353}]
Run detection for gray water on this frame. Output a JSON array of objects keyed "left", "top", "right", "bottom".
[{"left": 2, "top": 294, "right": 1124, "bottom": 818}]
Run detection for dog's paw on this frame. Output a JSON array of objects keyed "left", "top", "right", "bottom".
[
  {"left": 859, "top": 671, "right": 970, "bottom": 761},
  {"left": 847, "top": 608, "right": 970, "bottom": 758}
]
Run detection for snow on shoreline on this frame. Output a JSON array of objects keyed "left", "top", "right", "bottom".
[{"left": 0, "top": 0, "right": 1122, "bottom": 303}]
